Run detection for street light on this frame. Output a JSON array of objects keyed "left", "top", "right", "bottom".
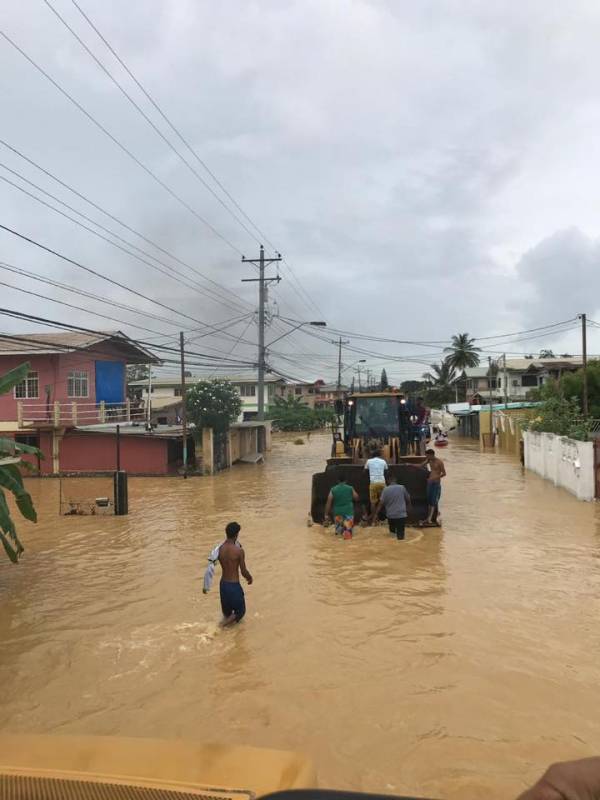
[{"left": 266, "top": 320, "right": 327, "bottom": 348}]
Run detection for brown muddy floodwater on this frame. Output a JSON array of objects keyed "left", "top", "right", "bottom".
[{"left": 2, "top": 433, "right": 600, "bottom": 799}]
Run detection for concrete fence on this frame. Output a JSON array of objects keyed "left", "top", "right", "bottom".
[{"left": 523, "top": 430, "right": 595, "bottom": 501}]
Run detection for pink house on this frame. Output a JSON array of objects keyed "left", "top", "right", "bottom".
[{"left": 0, "top": 330, "right": 182, "bottom": 475}]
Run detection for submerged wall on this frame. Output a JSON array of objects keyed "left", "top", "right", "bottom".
[{"left": 523, "top": 431, "right": 595, "bottom": 501}]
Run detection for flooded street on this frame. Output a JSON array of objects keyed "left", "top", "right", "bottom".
[{"left": 2, "top": 433, "right": 600, "bottom": 799}]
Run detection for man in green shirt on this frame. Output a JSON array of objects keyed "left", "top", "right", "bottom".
[{"left": 324, "top": 475, "right": 359, "bottom": 539}]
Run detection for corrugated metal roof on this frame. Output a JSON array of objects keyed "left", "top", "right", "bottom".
[
  {"left": 0, "top": 330, "right": 160, "bottom": 363},
  {"left": 503, "top": 357, "right": 584, "bottom": 371},
  {"left": 461, "top": 367, "right": 489, "bottom": 378}
]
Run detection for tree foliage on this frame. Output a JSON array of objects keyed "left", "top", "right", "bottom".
[
  {"left": 523, "top": 395, "right": 591, "bottom": 441},
  {"left": 400, "top": 380, "right": 429, "bottom": 395},
  {"left": 267, "top": 395, "right": 335, "bottom": 431},
  {"left": 186, "top": 380, "right": 242, "bottom": 434},
  {"left": 380, "top": 369, "right": 389, "bottom": 390},
  {"left": 421, "top": 361, "right": 457, "bottom": 407},
  {"left": 0, "top": 363, "right": 41, "bottom": 563},
  {"left": 522, "top": 363, "right": 600, "bottom": 441},
  {"left": 126, "top": 364, "right": 150, "bottom": 383},
  {"left": 561, "top": 361, "right": 600, "bottom": 418},
  {"left": 444, "top": 333, "right": 481, "bottom": 371}
]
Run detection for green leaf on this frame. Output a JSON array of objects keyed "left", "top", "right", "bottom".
[
  {"left": 0, "top": 362, "right": 30, "bottom": 395},
  {"left": 0, "top": 437, "right": 44, "bottom": 457},
  {"left": 0, "top": 457, "right": 21, "bottom": 467},
  {"left": 0, "top": 490, "right": 16, "bottom": 536},
  {"left": 0, "top": 491, "right": 24, "bottom": 563},
  {"left": 0, "top": 464, "right": 37, "bottom": 522}
]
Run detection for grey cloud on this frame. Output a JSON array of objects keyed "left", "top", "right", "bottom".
[{"left": 2, "top": 0, "right": 600, "bottom": 381}]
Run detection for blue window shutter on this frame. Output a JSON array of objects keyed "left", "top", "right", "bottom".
[{"left": 95, "top": 361, "right": 125, "bottom": 403}]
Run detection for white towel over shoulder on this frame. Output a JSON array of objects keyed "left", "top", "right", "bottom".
[{"left": 202, "top": 540, "right": 241, "bottom": 593}]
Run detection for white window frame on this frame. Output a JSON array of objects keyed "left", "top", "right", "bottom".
[
  {"left": 67, "top": 370, "right": 89, "bottom": 398},
  {"left": 14, "top": 371, "right": 39, "bottom": 399},
  {"left": 239, "top": 384, "right": 256, "bottom": 397}
]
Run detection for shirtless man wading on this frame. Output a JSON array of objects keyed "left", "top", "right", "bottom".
[
  {"left": 422, "top": 448, "right": 446, "bottom": 526},
  {"left": 218, "top": 522, "right": 253, "bottom": 626}
]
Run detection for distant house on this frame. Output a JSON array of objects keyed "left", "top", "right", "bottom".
[
  {"left": 496, "top": 356, "right": 584, "bottom": 402},
  {"left": 455, "top": 366, "right": 501, "bottom": 405},
  {"left": 128, "top": 374, "right": 286, "bottom": 423},
  {"left": 277, "top": 381, "right": 318, "bottom": 408},
  {"left": 0, "top": 331, "right": 185, "bottom": 474},
  {"left": 314, "top": 382, "right": 348, "bottom": 407},
  {"left": 455, "top": 356, "right": 585, "bottom": 405}
]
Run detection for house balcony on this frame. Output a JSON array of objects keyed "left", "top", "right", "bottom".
[{"left": 17, "top": 400, "right": 144, "bottom": 429}]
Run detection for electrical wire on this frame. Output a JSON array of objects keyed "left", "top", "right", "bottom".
[
  {"left": 0, "top": 139, "right": 255, "bottom": 311},
  {"left": 0, "top": 223, "right": 258, "bottom": 344},
  {"left": 0, "top": 168, "right": 250, "bottom": 315},
  {"left": 0, "top": 307, "right": 257, "bottom": 366},
  {"left": 0, "top": 28, "right": 245, "bottom": 256},
  {"left": 67, "top": 0, "right": 325, "bottom": 319},
  {"left": 43, "top": 0, "right": 265, "bottom": 249}
]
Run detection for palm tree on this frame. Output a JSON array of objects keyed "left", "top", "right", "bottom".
[
  {"left": 444, "top": 333, "right": 480, "bottom": 401},
  {"left": 422, "top": 361, "right": 457, "bottom": 407},
  {"left": 422, "top": 361, "right": 457, "bottom": 388},
  {"left": 444, "top": 333, "right": 481, "bottom": 371}
]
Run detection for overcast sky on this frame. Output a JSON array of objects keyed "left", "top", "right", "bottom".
[{"left": 1, "top": 0, "right": 600, "bottom": 383}]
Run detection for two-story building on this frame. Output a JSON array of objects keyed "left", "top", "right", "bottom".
[
  {"left": 277, "top": 381, "right": 317, "bottom": 408},
  {"left": 129, "top": 374, "right": 287, "bottom": 423},
  {"left": 456, "top": 366, "right": 502, "bottom": 405},
  {"left": 313, "top": 382, "right": 348, "bottom": 408},
  {"left": 456, "top": 356, "right": 585, "bottom": 404},
  {"left": 495, "top": 356, "right": 584, "bottom": 401},
  {"left": 0, "top": 331, "right": 186, "bottom": 474}
]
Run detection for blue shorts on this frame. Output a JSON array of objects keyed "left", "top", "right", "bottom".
[
  {"left": 427, "top": 480, "right": 442, "bottom": 507},
  {"left": 220, "top": 580, "right": 246, "bottom": 622}
]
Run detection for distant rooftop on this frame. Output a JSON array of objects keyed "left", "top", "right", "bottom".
[{"left": 502, "top": 356, "right": 584, "bottom": 371}]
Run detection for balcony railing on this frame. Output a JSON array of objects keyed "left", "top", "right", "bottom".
[{"left": 17, "top": 400, "right": 145, "bottom": 428}]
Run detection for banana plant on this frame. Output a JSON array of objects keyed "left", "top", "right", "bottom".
[{"left": 0, "top": 362, "right": 41, "bottom": 563}]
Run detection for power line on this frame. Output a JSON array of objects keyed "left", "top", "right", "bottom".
[
  {"left": 0, "top": 139, "right": 255, "bottom": 312},
  {"left": 67, "top": 0, "right": 325, "bottom": 319},
  {"left": 0, "top": 307, "right": 257, "bottom": 366},
  {"left": 0, "top": 28, "right": 245, "bottom": 256},
  {"left": 0, "top": 262, "right": 258, "bottom": 363},
  {"left": 0, "top": 223, "right": 258, "bottom": 342},
  {"left": 0, "top": 167, "right": 250, "bottom": 315},
  {"left": 42, "top": 0, "right": 265, "bottom": 249}
]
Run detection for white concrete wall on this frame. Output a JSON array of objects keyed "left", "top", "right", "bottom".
[{"left": 524, "top": 431, "right": 595, "bottom": 501}]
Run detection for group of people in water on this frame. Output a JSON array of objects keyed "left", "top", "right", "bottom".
[
  {"left": 324, "top": 447, "right": 446, "bottom": 540},
  {"left": 204, "top": 432, "right": 447, "bottom": 625}
]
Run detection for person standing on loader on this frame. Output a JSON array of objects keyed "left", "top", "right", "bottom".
[{"left": 364, "top": 449, "right": 388, "bottom": 525}]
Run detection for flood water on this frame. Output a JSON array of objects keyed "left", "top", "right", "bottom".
[{"left": 2, "top": 433, "right": 600, "bottom": 799}]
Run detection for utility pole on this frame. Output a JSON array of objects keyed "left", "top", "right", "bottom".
[
  {"left": 488, "top": 356, "right": 494, "bottom": 438},
  {"left": 146, "top": 363, "right": 152, "bottom": 429},
  {"left": 357, "top": 364, "right": 363, "bottom": 391},
  {"left": 242, "top": 246, "right": 281, "bottom": 420},
  {"left": 180, "top": 332, "right": 188, "bottom": 477},
  {"left": 335, "top": 337, "right": 350, "bottom": 396},
  {"left": 580, "top": 313, "right": 588, "bottom": 416},
  {"left": 503, "top": 352, "right": 508, "bottom": 408}
]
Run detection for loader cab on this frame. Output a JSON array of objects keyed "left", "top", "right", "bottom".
[{"left": 345, "top": 391, "right": 408, "bottom": 440}]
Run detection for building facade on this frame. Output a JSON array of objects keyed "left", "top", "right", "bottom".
[
  {"left": 0, "top": 331, "right": 172, "bottom": 474},
  {"left": 129, "top": 374, "right": 287, "bottom": 423},
  {"left": 457, "top": 357, "right": 584, "bottom": 405}
]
